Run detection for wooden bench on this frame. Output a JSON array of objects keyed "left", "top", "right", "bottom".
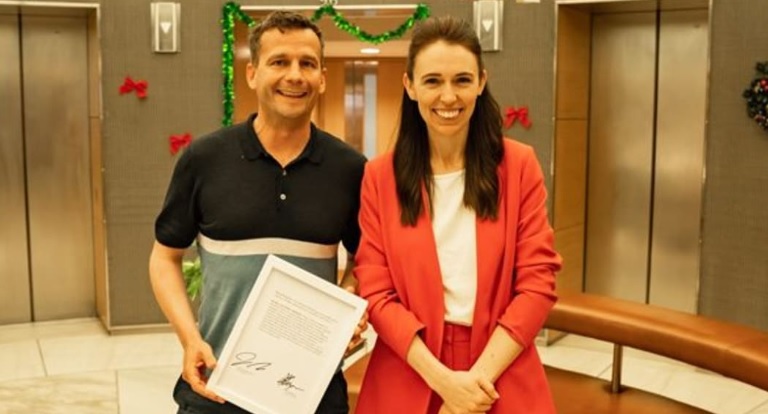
[
  {"left": 544, "top": 292, "right": 768, "bottom": 413},
  {"left": 345, "top": 292, "right": 768, "bottom": 413}
]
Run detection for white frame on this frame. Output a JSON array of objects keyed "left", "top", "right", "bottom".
[{"left": 207, "top": 254, "right": 367, "bottom": 414}]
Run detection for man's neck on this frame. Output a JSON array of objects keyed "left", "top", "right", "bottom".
[{"left": 253, "top": 114, "right": 312, "bottom": 167}]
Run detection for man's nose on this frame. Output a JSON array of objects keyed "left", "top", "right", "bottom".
[{"left": 285, "top": 61, "right": 303, "bottom": 81}]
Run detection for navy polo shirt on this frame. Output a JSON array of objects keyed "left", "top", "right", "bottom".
[
  {"left": 154, "top": 113, "right": 366, "bottom": 357},
  {"left": 156, "top": 112, "right": 365, "bottom": 251}
]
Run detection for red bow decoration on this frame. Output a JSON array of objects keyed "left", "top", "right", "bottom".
[
  {"left": 119, "top": 76, "right": 148, "bottom": 99},
  {"left": 169, "top": 133, "right": 192, "bottom": 155},
  {"left": 504, "top": 106, "right": 532, "bottom": 129}
]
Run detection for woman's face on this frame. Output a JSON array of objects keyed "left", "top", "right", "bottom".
[{"left": 404, "top": 40, "right": 487, "bottom": 142}]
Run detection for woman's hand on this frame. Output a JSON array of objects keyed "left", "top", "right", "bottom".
[{"left": 434, "top": 370, "right": 498, "bottom": 413}]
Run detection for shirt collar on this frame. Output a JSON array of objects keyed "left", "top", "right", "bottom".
[{"left": 239, "top": 112, "right": 324, "bottom": 164}]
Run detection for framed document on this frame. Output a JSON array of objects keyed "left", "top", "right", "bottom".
[{"left": 207, "top": 254, "right": 367, "bottom": 414}]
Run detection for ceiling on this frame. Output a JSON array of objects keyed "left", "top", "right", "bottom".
[{"left": 557, "top": 0, "right": 710, "bottom": 13}]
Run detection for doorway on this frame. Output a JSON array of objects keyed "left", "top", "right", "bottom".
[
  {"left": 553, "top": 0, "right": 709, "bottom": 313},
  {"left": 0, "top": 6, "right": 99, "bottom": 324}
]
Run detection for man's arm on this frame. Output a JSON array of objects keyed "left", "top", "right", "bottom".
[{"left": 149, "top": 241, "right": 224, "bottom": 403}]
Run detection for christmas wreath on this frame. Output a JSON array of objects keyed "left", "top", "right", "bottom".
[{"left": 742, "top": 61, "right": 768, "bottom": 132}]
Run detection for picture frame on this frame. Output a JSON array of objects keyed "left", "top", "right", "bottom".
[{"left": 207, "top": 254, "right": 367, "bottom": 414}]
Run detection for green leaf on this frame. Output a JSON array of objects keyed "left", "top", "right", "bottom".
[{"left": 181, "top": 257, "right": 202, "bottom": 300}]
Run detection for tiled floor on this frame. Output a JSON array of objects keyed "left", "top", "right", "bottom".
[{"left": 0, "top": 318, "right": 766, "bottom": 414}]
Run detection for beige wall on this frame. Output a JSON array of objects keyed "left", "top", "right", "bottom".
[{"left": 699, "top": 0, "right": 768, "bottom": 329}]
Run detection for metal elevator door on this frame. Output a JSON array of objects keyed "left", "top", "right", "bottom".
[
  {"left": 0, "top": 11, "right": 94, "bottom": 323},
  {"left": 584, "top": 8, "right": 708, "bottom": 313}
]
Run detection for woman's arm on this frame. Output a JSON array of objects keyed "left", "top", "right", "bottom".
[
  {"left": 474, "top": 146, "right": 560, "bottom": 382},
  {"left": 470, "top": 326, "right": 522, "bottom": 383},
  {"left": 497, "top": 146, "right": 560, "bottom": 348},
  {"left": 355, "top": 162, "right": 425, "bottom": 359}
]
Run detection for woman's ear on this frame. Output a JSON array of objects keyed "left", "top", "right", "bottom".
[
  {"left": 403, "top": 73, "right": 416, "bottom": 101},
  {"left": 478, "top": 69, "right": 488, "bottom": 96}
]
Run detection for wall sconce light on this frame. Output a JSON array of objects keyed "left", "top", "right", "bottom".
[
  {"left": 473, "top": 0, "right": 503, "bottom": 52},
  {"left": 151, "top": 2, "right": 181, "bottom": 53}
]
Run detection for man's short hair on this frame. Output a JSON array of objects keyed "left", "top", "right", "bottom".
[{"left": 248, "top": 11, "right": 325, "bottom": 64}]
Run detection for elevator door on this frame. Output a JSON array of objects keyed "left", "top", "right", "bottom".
[
  {"left": 584, "top": 9, "right": 708, "bottom": 313},
  {"left": 0, "top": 12, "right": 94, "bottom": 323}
]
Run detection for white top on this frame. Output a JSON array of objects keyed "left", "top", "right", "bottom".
[{"left": 431, "top": 170, "right": 477, "bottom": 326}]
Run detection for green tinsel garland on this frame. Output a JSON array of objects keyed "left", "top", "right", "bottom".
[
  {"left": 220, "top": 1, "right": 430, "bottom": 127},
  {"left": 222, "top": 2, "right": 256, "bottom": 127},
  {"left": 312, "top": 3, "right": 430, "bottom": 45}
]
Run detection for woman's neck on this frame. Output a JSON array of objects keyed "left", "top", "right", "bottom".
[{"left": 429, "top": 133, "right": 467, "bottom": 174}]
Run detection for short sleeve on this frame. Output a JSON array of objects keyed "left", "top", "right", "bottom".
[{"left": 154, "top": 147, "right": 199, "bottom": 248}]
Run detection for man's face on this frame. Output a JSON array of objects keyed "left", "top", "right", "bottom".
[{"left": 246, "top": 28, "right": 326, "bottom": 125}]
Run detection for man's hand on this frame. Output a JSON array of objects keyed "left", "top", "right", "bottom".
[
  {"left": 182, "top": 339, "right": 226, "bottom": 403},
  {"left": 344, "top": 285, "right": 369, "bottom": 356}
]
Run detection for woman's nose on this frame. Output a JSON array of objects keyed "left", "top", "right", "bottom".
[{"left": 440, "top": 86, "right": 457, "bottom": 103}]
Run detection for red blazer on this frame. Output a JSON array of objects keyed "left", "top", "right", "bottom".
[{"left": 354, "top": 139, "right": 561, "bottom": 414}]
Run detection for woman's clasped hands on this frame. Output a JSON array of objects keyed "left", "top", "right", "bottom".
[{"left": 435, "top": 369, "right": 499, "bottom": 414}]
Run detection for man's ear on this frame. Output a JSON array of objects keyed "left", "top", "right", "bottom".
[
  {"left": 318, "top": 66, "right": 327, "bottom": 95},
  {"left": 245, "top": 61, "right": 257, "bottom": 90},
  {"left": 403, "top": 73, "right": 416, "bottom": 101}
]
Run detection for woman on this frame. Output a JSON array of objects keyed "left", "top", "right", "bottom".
[{"left": 354, "top": 16, "right": 561, "bottom": 414}]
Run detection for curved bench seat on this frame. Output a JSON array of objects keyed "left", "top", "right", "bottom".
[{"left": 546, "top": 292, "right": 768, "bottom": 392}]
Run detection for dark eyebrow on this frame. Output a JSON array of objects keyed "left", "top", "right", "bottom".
[
  {"left": 420, "top": 71, "right": 475, "bottom": 80},
  {"left": 420, "top": 72, "right": 442, "bottom": 80},
  {"left": 266, "top": 53, "right": 320, "bottom": 63}
]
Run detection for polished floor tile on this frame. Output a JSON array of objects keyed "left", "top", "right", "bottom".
[
  {"left": 0, "top": 371, "right": 117, "bottom": 414},
  {"left": 0, "top": 340, "right": 45, "bottom": 382},
  {"left": 749, "top": 400, "right": 768, "bottom": 413},
  {"left": 647, "top": 369, "right": 768, "bottom": 414},
  {"left": 0, "top": 318, "right": 104, "bottom": 344},
  {"left": 537, "top": 341, "right": 613, "bottom": 377},
  {"left": 117, "top": 366, "right": 179, "bottom": 414},
  {"left": 39, "top": 332, "right": 181, "bottom": 376}
]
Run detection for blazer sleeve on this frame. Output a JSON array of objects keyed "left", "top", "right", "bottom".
[
  {"left": 355, "top": 161, "right": 425, "bottom": 361},
  {"left": 497, "top": 145, "right": 561, "bottom": 347}
]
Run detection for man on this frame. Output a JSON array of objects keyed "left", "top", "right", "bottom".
[{"left": 149, "top": 11, "right": 366, "bottom": 414}]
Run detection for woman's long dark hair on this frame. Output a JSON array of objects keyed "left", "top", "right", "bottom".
[{"left": 394, "top": 16, "right": 504, "bottom": 226}]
